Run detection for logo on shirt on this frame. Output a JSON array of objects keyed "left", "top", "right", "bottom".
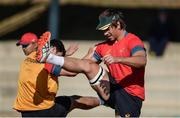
[
  {"left": 125, "top": 113, "right": 131, "bottom": 117},
  {"left": 25, "top": 57, "right": 38, "bottom": 63},
  {"left": 119, "top": 47, "right": 127, "bottom": 53}
]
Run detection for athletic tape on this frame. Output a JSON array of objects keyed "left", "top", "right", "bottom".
[{"left": 89, "top": 66, "right": 105, "bottom": 85}]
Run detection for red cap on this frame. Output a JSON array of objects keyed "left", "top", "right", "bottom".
[{"left": 16, "top": 32, "right": 38, "bottom": 46}]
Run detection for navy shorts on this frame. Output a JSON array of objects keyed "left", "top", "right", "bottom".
[
  {"left": 102, "top": 74, "right": 143, "bottom": 117},
  {"left": 21, "top": 96, "right": 71, "bottom": 117}
]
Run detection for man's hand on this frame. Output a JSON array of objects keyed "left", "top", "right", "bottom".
[
  {"left": 100, "top": 80, "right": 110, "bottom": 96},
  {"left": 102, "top": 54, "right": 117, "bottom": 64},
  {"left": 65, "top": 43, "right": 79, "bottom": 56}
]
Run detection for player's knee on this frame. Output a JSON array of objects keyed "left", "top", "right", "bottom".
[{"left": 89, "top": 66, "right": 106, "bottom": 85}]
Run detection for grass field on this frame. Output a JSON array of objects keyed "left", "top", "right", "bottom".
[{"left": 0, "top": 40, "right": 180, "bottom": 117}]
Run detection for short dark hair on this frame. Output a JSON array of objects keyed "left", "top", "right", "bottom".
[
  {"left": 50, "top": 39, "right": 66, "bottom": 56},
  {"left": 99, "top": 9, "right": 126, "bottom": 29}
]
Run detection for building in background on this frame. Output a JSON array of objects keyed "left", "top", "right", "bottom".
[{"left": 0, "top": 0, "right": 179, "bottom": 42}]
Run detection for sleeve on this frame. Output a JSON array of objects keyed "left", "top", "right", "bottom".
[
  {"left": 44, "top": 63, "right": 62, "bottom": 76},
  {"left": 93, "top": 45, "right": 102, "bottom": 63},
  {"left": 128, "top": 37, "right": 146, "bottom": 56}
]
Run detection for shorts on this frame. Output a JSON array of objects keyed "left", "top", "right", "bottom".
[
  {"left": 102, "top": 74, "right": 143, "bottom": 117},
  {"left": 21, "top": 96, "right": 71, "bottom": 117}
]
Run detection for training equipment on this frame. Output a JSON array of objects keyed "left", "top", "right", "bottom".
[
  {"left": 89, "top": 66, "right": 105, "bottom": 85},
  {"left": 46, "top": 54, "right": 65, "bottom": 67},
  {"left": 36, "top": 31, "right": 51, "bottom": 63}
]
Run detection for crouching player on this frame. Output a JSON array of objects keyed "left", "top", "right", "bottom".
[{"left": 13, "top": 32, "right": 103, "bottom": 117}]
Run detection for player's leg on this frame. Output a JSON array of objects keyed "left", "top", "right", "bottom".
[
  {"left": 49, "top": 56, "right": 110, "bottom": 100},
  {"left": 113, "top": 85, "right": 142, "bottom": 117},
  {"left": 55, "top": 95, "right": 102, "bottom": 114},
  {"left": 36, "top": 32, "right": 110, "bottom": 100},
  {"left": 22, "top": 95, "right": 99, "bottom": 117},
  {"left": 69, "top": 95, "right": 101, "bottom": 111},
  {"left": 99, "top": 74, "right": 143, "bottom": 117},
  {"left": 21, "top": 104, "right": 69, "bottom": 117},
  {"left": 59, "top": 57, "right": 110, "bottom": 100}
]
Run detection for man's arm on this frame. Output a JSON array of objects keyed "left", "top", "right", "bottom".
[{"left": 102, "top": 50, "right": 147, "bottom": 68}]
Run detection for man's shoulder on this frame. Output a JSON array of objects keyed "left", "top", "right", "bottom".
[
  {"left": 95, "top": 40, "right": 115, "bottom": 48},
  {"left": 127, "top": 33, "right": 141, "bottom": 39},
  {"left": 126, "top": 33, "right": 143, "bottom": 43}
]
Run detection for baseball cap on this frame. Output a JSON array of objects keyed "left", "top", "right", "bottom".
[
  {"left": 96, "top": 9, "right": 124, "bottom": 30},
  {"left": 16, "top": 32, "right": 38, "bottom": 46},
  {"left": 97, "top": 14, "right": 121, "bottom": 30}
]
